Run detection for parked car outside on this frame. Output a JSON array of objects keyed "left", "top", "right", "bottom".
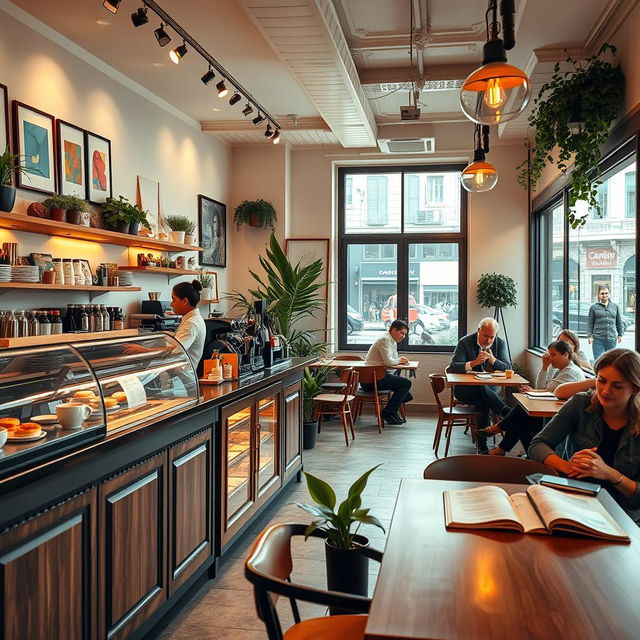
[
  {"left": 552, "top": 301, "right": 634, "bottom": 336},
  {"left": 346, "top": 305, "right": 364, "bottom": 334},
  {"left": 381, "top": 294, "right": 419, "bottom": 328},
  {"left": 417, "top": 304, "right": 450, "bottom": 331}
]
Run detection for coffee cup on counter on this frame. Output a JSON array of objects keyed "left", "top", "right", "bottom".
[{"left": 56, "top": 402, "right": 92, "bottom": 429}]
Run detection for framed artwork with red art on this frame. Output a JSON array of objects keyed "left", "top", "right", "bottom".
[
  {"left": 85, "top": 129, "right": 112, "bottom": 204},
  {"left": 56, "top": 119, "right": 87, "bottom": 199}
]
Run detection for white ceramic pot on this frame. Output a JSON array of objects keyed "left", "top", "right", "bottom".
[
  {"left": 169, "top": 231, "right": 186, "bottom": 243},
  {"left": 201, "top": 287, "right": 212, "bottom": 300},
  {"left": 185, "top": 233, "right": 195, "bottom": 245}
]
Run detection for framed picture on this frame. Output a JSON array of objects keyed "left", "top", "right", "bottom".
[
  {"left": 198, "top": 195, "right": 226, "bottom": 268},
  {"left": 285, "top": 238, "right": 330, "bottom": 338},
  {"left": 0, "top": 83, "right": 8, "bottom": 154},
  {"left": 85, "top": 130, "right": 112, "bottom": 204},
  {"left": 137, "top": 175, "right": 159, "bottom": 233},
  {"left": 56, "top": 120, "right": 87, "bottom": 198},
  {"left": 13, "top": 100, "right": 56, "bottom": 194},
  {"left": 29, "top": 252, "right": 54, "bottom": 269}
]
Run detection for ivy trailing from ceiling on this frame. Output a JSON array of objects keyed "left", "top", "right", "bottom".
[{"left": 516, "top": 44, "right": 624, "bottom": 228}]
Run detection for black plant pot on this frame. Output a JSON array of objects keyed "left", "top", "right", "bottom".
[
  {"left": 303, "top": 421, "right": 317, "bottom": 450},
  {"left": 114, "top": 221, "right": 130, "bottom": 234},
  {"left": 325, "top": 534, "right": 369, "bottom": 615},
  {"left": 129, "top": 221, "right": 140, "bottom": 236},
  {"left": 0, "top": 185, "right": 16, "bottom": 213}
]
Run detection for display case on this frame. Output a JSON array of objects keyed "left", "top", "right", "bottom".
[
  {"left": 74, "top": 333, "right": 199, "bottom": 433},
  {"left": 0, "top": 344, "right": 105, "bottom": 478},
  {"left": 0, "top": 334, "right": 199, "bottom": 479}
]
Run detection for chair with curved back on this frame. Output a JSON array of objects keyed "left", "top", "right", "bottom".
[
  {"left": 354, "top": 365, "right": 390, "bottom": 434},
  {"left": 430, "top": 374, "right": 483, "bottom": 457},
  {"left": 245, "top": 523, "right": 383, "bottom": 640},
  {"left": 322, "top": 355, "right": 364, "bottom": 391},
  {"left": 314, "top": 369, "right": 359, "bottom": 446},
  {"left": 422, "top": 455, "right": 559, "bottom": 483}
]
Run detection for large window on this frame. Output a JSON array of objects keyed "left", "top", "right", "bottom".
[
  {"left": 339, "top": 166, "right": 466, "bottom": 351},
  {"left": 532, "top": 145, "right": 637, "bottom": 361}
]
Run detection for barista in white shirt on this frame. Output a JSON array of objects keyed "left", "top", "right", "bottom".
[
  {"left": 364, "top": 320, "right": 412, "bottom": 425},
  {"left": 171, "top": 280, "right": 206, "bottom": 369}
]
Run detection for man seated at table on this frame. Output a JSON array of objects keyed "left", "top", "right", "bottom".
[
  {"left": 449, "top": 317, "right": 511, "bottom": 453},
  {"left": 364, "top": 319, "right": 413, "bottom": 425}
]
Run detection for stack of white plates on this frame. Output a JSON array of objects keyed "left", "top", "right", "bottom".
[
  {"left": 11, "top": 265, "right": 40, "bottom": 283},
  {"left": 117, "top": 270, "right": 134, "bottom": 286},
  {"left": 0, "top": 265, "right": 10, "bottom": 282}
]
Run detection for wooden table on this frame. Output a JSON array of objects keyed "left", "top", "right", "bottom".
[
  {"left": 311, "top": 358, "right": 419, "bottom": 371},
  {"left": 445, "top": 371, "right": 528, "bottom": 386},
  {"left": 365, "top": 479, "right": 640, "bottom": 640},
  {"left": 513, "top": 392, "right": 565, "bottom": 417}
]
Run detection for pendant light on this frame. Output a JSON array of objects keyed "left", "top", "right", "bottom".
[
  {"left": 461, "top": 125, "right": 498, "bottom": 192},
  {"left": 460, "top": 0, "right": 530, "bottom": 125}
]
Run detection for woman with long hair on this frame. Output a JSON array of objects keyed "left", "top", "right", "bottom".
[
  {"left": 557, "top": 328, "right": 592, "bottom": 370},
  {"left": 529, "top": 348, "right": 640, "bottom": 523}
]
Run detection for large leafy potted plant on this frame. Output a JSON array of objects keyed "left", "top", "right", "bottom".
[
  {"left": 302, "top": 366, "right": 329, "bottom": 450},
  {"left": 517, "top": 44, "right": 624, "bottom": 228},
  {"left": 0, "top": 147, "right": 28, "bottom": 213},
  {"left": 476, "top": 272, "right": 517, "bottom": 361},
  {"left": 298, "top": 465, "right": 384, "bottom": 609},
  {"left": 103, "top": 196, "right": 151, "bottom": 235},
  {"left": 234, "top": 199, "right": 277, "bottom": 231}
]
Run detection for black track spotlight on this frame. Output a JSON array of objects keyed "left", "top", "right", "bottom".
[
  {"left": 242, "top": 103, "right": 254, "bottom": 117},
  {"left": 271, "top": 129, "right": 281, "bottom": 144},
  {"left": 229, "top": 92, "right": 242, "bottom": 106},
  {"left": 264, "top": 124, "right": 273, "bottom": 138},
  {"left": 103, "top": 0, "right": 121, "bottom": 14},
  {"left": 252, "top": 113, "right": 265, "bottom": 125},
  {"left": 201, "top": 67, "right": 215, "bottom": 86},
  {"left": 170, "top": 42, "right": 188, "bottom": 64},
  {"left": 216, "top": 80, "right": 228, "bottom": 98},
  {"left": 131, "top": 7, "right": 149, "bottom": 27},
  {"left": 154, "top": 23, "right": 171, "bottom": 47}
]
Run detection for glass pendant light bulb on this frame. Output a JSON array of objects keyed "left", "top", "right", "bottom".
[
  {"left": 461, "top": 159, "right": 498, "bottom": 193},
  {"left": 484, "top": 77, "right": 506, "bottom": 109}
]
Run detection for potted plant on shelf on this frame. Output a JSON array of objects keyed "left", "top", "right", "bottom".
[
  {"left": 197, "top": 270, "right": 215, "bottom": 301},
  {"left": 297, "top": 465, "right": 384, "bottom": 606},
  {"left": 63, "top": 194, "right": 91, "bottom": 226},
  {"left": 301, "top": 366, "right": 330, "bottom": 450},
  {"left": 165, "top": 214, "right": 194, "bottom": 244},
  {"left": 0, "top": 147, "right": 28, "bottom": 213},
  {"left": 184, "top": 219, "right": 196, "bottom": 246},
  {"left": 43, "top": 194, "right": 69, "bottom": 222},
  {"left": 476, "top": 272, "right": 517, "bottom": 361},
  {"left": 103, "top": 196, "right": 151, "bottom": 235},
  {"left": 517, "top": 44, "right": 625, "bottom": 228},
  {"left": 233, "top": 199, "right": 277, "bottom": 231}
]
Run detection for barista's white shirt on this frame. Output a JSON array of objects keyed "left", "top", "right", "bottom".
[{"left": 174, "top": 308, "right": 206, "bottom": 369}]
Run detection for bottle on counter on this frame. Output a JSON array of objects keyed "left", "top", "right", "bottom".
[
  {"left": 52, "top": 258, "right": 65, "bottom": 285},
  {"left": 51, "top": 310, "right": 63, "bottom": 334},
  {"left": 16, "top": 310, "right": 28, "bottom": 338},
  {"left": 63, "top": 305, "right": 76, "bottom": 332},
  {"left": 38, "top": 310, "right": 51, "bottom": 336},
  {"left": 80, "top": 306, "right": 89, "bottom": 332},
  {"left": 27, "top": 310, "right": 39, "bottom": 336},
  {"left": 88, "top": 305, "right": 95, "bottom": 332},
  {"left": 93, "top": 305, "right": 103, "bottom": 332},
  {"left": 113, "top": 307, "right": 124, "bottom": 330},
  {"left": 6, "top": 310, "right": 18, "bottom": 338},
  {"left": 100, "top": 304, "right": 110, "bottom": 331}
]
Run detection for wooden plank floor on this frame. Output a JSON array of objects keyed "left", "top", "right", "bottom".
[{"left": 159, "top": 412, "right": 480, "bottom": 640}]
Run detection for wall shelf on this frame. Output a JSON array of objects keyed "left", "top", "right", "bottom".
[
  {"left": 0, "top": 328, "right": 139, "bottom": 348},
  {"left": 0, "top": 283, "right": 141, "bottom": 301},
  {"left": 118, "top": 266, "right": 201, "bottom": 277},
  {"left": 0, "top": 211, "right": 202, "bottom": 253}
]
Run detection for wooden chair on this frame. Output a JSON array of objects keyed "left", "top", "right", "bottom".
[
  {"left": 429, "top": 374, "right": 483, "bottom": 457},
  {"left": 322, "top": 355, "right": 364, "bottom": 391},
  {"left": 423, "top": 455, "right": 559, "bottom": 483},
  {"left": 314, "top": 369, "right": 359, "bottom": 446},
  {"left": 354, "top": 365, "right": 390, "bottom": 434},
  {"left": 245, "top": 523, "right": 382, "bottom": 640}
]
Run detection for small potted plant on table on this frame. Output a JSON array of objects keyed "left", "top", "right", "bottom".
[
  {"left": 165, "top": 214, "right": 194, "bottom": 244},
  {"left": 233, "top": 199, "right": 277, "bottom": 231}
]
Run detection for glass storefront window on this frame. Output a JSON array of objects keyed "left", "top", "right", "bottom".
[
  {"left": 344, "top": 173, "right": 402, "bottom": 234},
  {"left": 404, "top": 171, "right": 461, "bottom": 233}
]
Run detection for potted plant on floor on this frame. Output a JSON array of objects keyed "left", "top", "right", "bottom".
[
  {"left": 165, "top": 214, "right": 194, "bottom": 244},
  {"left": 476, "top": 272, "right": 517, "bottom": 361},
  {"left": 233, "top": 199, "right": 277, "bottom": 231},
  {"left": 0, "top": 147, "right": 28, "bottom": 213},
  {"left": 43, "top": 194, "right": 69, "bottom": 222},
  {"left": 302, "top": 366, "right": 330, "bottom": 450},
  {"left": 63, "top": 194, "right": 91, "bottom": 226},
  {"left": 298, "top": 464, "right": 384, "bottom": 609}
]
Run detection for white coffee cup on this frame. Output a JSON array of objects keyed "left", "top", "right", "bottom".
[{"left": 56, "top": 402, "right": 92, "bottom": 429}]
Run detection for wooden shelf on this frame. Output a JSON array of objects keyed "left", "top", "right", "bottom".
[
  {"left": 0, "top": 282, "right": 141, "bottom": 292},
  {"left": 0, "top": 328, "right": 139, "bottom": 348},
  {"left": 118, "top": 266, "right": 201, "bottom": 277},
  {"left": 201, "top": 299, "right": 220, "bottom": 304},
  {"left": 0, "top": 211, "right": 202, "bottom": 253}
]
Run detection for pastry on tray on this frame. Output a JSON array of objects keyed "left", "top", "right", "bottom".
[{"left": 13, "top": 423, "right": 41, "bottom": 437}]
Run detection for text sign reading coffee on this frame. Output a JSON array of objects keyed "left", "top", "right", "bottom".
[{"left": 586, "top": 248, "right": 617, "bottom": 269}]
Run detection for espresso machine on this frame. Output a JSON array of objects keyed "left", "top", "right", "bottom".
[{"left": 130, "top": 300, "right": 182, "bottom": 332}]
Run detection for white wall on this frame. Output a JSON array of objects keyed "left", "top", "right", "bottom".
[{"left": 0, "top": 8, "right": 230, "bottom": 319}]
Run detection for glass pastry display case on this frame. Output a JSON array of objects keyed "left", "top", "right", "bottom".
[{"left": 0, "top": 334, "right": 199, "bottom": 479}]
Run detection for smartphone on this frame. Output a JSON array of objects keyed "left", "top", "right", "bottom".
[{"left": 538, "top": 474, "right": 601, "bottom": 496}]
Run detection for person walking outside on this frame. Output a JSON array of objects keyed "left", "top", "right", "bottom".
[{"left": 587, "top": 286, "right": 624, "bottom": 360}]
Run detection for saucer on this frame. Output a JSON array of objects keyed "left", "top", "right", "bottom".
[
  {"left": 31, "top": 414, "right": 59, "bottom": 425},
  {"left": 7, "top": 431, "right": 46, "bottom": 442}
]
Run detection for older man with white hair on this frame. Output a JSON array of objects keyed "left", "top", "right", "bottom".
[{"left": 449, "top": 317, "right": 511, "bottom": 453}]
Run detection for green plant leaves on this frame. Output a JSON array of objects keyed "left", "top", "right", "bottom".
[
  {"left": 303, "top": 471, "right": 337, "bottom": 510},
  {"left": 476, "top": 273, "right": 517, "bottom": 309}
]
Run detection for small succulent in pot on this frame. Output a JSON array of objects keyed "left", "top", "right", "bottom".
[
  {"left": 165, "top": 214, "right": 195, "bottom": 244},
  {"left": 43, "top": 194, "right": 69, "bottom": 222}
]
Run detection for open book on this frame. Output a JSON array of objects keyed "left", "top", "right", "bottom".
[
  {"left": 525, "top": 391, "right": 557, "bottom": 400},
  {"left": 443, "top": 484, "right": 630, "bottom": 542}
]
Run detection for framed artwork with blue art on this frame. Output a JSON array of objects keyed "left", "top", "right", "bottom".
[
  {"left": 56, "top": 119, "right": 87, "bottom": 199},
  {"left": 85, "top": 130, "right": 112, "bottom": 204},
  {"left": 13, "top": 101, "right": 56, "bottom": 194}
]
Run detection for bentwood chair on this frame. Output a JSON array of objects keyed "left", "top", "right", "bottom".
[
  {"left": 314, "top": 369, "right": 359, "bottom": 446},
  {"left": 430, "top": 374, "right": 483, "bottom": 457},
  {"left": 245, "top": 523, "right": 383, "bottom": 640},
  {"left": 423, "top": 455, "right": 559, "bottom": 483},
  {"left": 321, "top": 355, "right": 364, "bottom": 391},
  {"left": 354, "top": 365, "right": 390, "bottom": 434}
]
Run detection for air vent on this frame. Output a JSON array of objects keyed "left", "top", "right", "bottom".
[{"left": 378, "top": 138, "right": 435, "bottom": 154}]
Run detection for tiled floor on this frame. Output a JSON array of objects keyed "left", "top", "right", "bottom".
[{"left": 159, "top": 411, "right": 478, "bottom": 640}]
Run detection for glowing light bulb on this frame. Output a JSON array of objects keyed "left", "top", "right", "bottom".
[
  {"left": 484, "top": 78, "right": 505, "bottom": 109},
  {"left": 474, "top": 172, "right": 485, "bottom": 189}
]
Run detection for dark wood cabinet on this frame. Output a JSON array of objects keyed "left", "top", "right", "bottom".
[
  {"left": 0, "top": 488, "right": 97, "bottom": 640},
  {"left": 283, "top": 381, "right": 302, "bottom": 480},
  {"left": 168, "top": 429, "right": 213, "bottom": 595},
  {"left": 99, "top": 454, "right": 167, "bottom": 640}
]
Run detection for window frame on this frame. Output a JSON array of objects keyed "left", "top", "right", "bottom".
[{"left": 337, "top": 164, "right": 468, "bottom": 353}]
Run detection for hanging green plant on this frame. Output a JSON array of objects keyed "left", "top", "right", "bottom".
[{"left": 516, "top": 44, "right": 624, "bottom": 229}]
